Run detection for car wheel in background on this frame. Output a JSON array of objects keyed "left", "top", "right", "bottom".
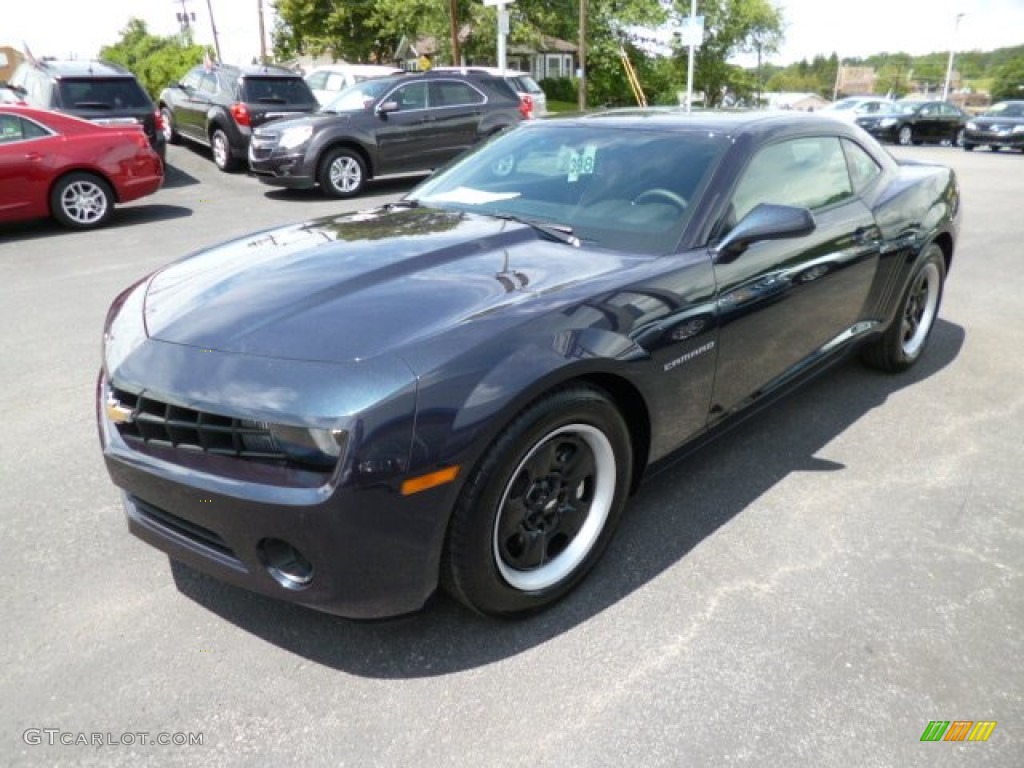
[
  {"left": 442, "top": 385, "right": 632, "bottom": 616},
  {"left": 49, "top": 172, "right": 114, "bottom": 230},
  {"left": 210, "top": 128, "right": 238, "bottom": 172},
  {"left": 861, "top": 243, "right": 945, "bottom": 373},
  {"left": 897, "top": 125, "right": 913, "bottom": 146},
  {"left": 954, "top": 127, "right": 965, "bottom": 147},
  {"left": 963, "top": 142, "right": 975, "bottom": 151},
  {"left": 161, "top": 107, "right": 178, "bottom": 144},
  {"left": 990, "top": 146, "right": 1002, "bottom": 152},
  {"left": 318, "top": 148, "right": 367, "bottom": 198}
]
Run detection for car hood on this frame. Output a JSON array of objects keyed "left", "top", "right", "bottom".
[{"left": 143, "top": 207, "right": 639, "bottom": 364}]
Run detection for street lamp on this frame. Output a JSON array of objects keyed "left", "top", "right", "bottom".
[{"left": 942, "top": 13, "right": 965, "bottom": 101}]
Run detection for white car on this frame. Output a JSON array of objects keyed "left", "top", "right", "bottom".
[
  {"left": 432, "top": 67, "right": 547, "bottom": 117},
  {"left": 304, "top": 64, "right": 404, "bottom": 106},
  {"left": 820, "top": 97, "right": 893, "bottom": 122}
]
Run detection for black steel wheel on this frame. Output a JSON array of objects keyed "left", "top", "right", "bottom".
[
  {"left": 861, "top": 243, "right": 945, "bottom": 373},
  {"left": 443, "top": 385, "right": 632, "bottom": 617},
  {"left": 318, "top": 147, "right": 367, "bottom": 198},
  {"left": 49, "top": 172, "right": 114, "bottom": 229}
]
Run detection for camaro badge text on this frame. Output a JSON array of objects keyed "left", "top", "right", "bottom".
[{"left": 664, "top": 341, "right": 716, "bottom": 372}]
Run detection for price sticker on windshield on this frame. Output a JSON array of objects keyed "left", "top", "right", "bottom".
[{"left": 566, "top": 146, "right": 598, "bottom": 182}]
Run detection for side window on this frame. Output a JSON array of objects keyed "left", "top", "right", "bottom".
[
  {"left": 730, "top": 136, "right": 853, "bottom": 223},
  {"left": 305, "top": 71, "right": 327, "bottom": 90},
  {"left": 919, "top": 104, "right": 934, "bottom": 116},
  {"left": 181, "top": 70, "right": 202, "bottom": 90},
  {"left": 842, "top": 139, "right": 882, "bottom": 195},
  {"left": 0, "top": 114, "right": 49, "bottom": 143},
  {"left": 430, "top": 81, "right": 484, "bottom": 108},
  {"left": 198, "top": 73, "right": 218, "bottom": 95},
  {"left": 391, "top": 82, "right": 427, "bottom": 110}
]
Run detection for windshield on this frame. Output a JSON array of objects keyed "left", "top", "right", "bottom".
[
  {"left": 985, "top": 101, "right": 1024, "bottom": 118},
  {"left": 241, "top": 77, "right": 316, "bottom": 105},
  {"left": 409, "top": 122, "right": 727, "bottom": 255},
  {"left": 323, "top": 78, "right": 397, "bottom": 111}
]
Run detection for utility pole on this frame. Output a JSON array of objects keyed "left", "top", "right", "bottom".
[
  {"left": 942, "top": 12, "right": 965, "bottom": 101},
  {"left": 257, "top": 0, "right": 267, "bottom": 64},
  {"left": 578, "top": 0, "right": 587, "bottom": 111},
  {"left": 206, "top": 0, "right": 222, "bottom": 61},
  {"left": 449, "top": 0, "right": 461, "bottom": 65}
]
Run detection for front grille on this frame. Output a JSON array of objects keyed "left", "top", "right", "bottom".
[{"left": 110, "top": 387, "right": 288, "bottom": 464}]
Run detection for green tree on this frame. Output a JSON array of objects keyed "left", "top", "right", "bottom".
[
  {"left": 672, "top": 0, "right": 784, "bottom": 106},
  {"left": 100, "top": 19, "right": 206, "bottom": 100},
  {"left": 990, "top": 57, "right": 1024, "bottom": 101}
]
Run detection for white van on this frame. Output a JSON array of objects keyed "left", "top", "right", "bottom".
[{"left": 304, "top": 64, "right": 404, "bottom": 106}]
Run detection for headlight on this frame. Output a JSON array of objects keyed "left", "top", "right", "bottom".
[
  {"left": 966, "top": 121, "right": 977, "bottom": 130},
  {"left": 879, "top": 118, "right": 898, "bottom": 127},
  {"left": 1012, "top": 125, "right": 1024, "bottom": 134},
  {"left": 240, "top": 422, "right": 347, "bottom": 467},
  {"left": 103, "top": 280, "right": 149, "bottom": 376},
  {"left": 278, "top": 125, "right": 314, "bottom": 150}
]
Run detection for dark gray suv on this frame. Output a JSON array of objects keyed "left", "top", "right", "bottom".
[
  {"left": 249, "top": 70, "right": 526, "bottom": 197},
  {"left": 159, "top": 63, "right": 318, "bottom": 171},
  {"left": 9, "top": 59, "right": 166, "bottom": 161}
]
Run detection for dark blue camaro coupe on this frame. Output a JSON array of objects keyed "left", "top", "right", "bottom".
[{"left": 99, "top": 111, "right": 960, "bottom": 618}]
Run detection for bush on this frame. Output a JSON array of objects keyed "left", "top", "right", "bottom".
[{"left": 539, "top": 77, "right": 577, "bottom": 103}]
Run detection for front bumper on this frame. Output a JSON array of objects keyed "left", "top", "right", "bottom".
[
  {"left": 97, "top": 341, "right": 454, "bottom": 619},
  {"left": 249, "top": 143, "right": 317, "bottom": 189},
  {"left": 964, "top": 129, "right": 1024, "bottom": 149}
]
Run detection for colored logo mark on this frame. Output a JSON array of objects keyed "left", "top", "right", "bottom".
[{"left": 920, "top": 721, "right": 997, "bottom": 742}]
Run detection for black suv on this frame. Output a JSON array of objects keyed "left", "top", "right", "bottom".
[
  {"left": 249, "top": 70, "right": 526, "bottom": 197},
  {"left": 9, "top": 59, "right": 165, "bottom": 161},
  {"left": 159, "top": 63, "right": 318, "bottom": 171}
]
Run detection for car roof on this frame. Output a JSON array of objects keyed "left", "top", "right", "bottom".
[
  {"left": 28, "top": 59, "right": 134, "bottom": 79},
  {"left": 307, "top": 64, "right": 403, "bottom": 74},
  {"left": 433, "top": 66, "right": 531, "bottom": 78},
  {"left": 213, "top": 63, "right": 302, "bottom": 78}
]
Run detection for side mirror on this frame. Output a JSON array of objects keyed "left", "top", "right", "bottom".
[
  {"left": 377, "top": 100, "right": 399, "bottom": 115},
  {"left": 712, "top": 203, "right": 815, "bottom": 263}
]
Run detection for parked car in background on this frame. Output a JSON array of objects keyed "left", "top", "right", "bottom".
[
  {"left": 304, "top": 64, "right": 404, "bottom": 106},
  {"left": 819, "top": 96, "right": 892, "bottom": 122},
  {"left": 433, "top": 66, "right": 548, "bottom": 117},
  {"left": 963, "top": 100, "right": 1024, "bottom": 152},
  {"left": 0, "top": 105, "right": 163, "bottom": 229},
  {"left": 855, "top": 99, "right": 968, "bottom": 146},
  {"left": 100, "top": 111, "right": 959, "bottom": 620},
  {"left": 249, "top": 70, "right": 525, "bottom": 197},
  {"left": 8, "top": 59, "right": 165, "bottom": 161},
  {"left": 159, "top": 63, "right": 318, "bottom": 171}
]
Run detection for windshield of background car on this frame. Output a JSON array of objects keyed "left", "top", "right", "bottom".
[
  {"left": 57, "top": 78, "right": 151, "bottom": 109},
  {"left": 241, "top": 77, "right": 316, "bottom": 105},
  {"left": 323, "top": 78, "right": 397, "bottom": 111},
  {"left": 985, "top": 102, "right": 1024, "bottom": 117},
  {"left": 826, "top": 99, "right": 858, "bottom": 111},
  {"left": 409, "top": 122, "right": 727, "bottom": 255}
]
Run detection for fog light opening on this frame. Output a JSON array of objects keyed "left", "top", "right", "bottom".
[{"left": 259, "top": 538, "right": 314, "bottom": 589}]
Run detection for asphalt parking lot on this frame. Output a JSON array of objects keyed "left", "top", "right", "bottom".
[{"left": 2, "top": 141, "right": 1021, "bottom": 767}]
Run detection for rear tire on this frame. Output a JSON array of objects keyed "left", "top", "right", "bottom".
[
  {"left": 963, "top": 142, "right": 975, "bottom": 151},
  {"left": 161, "top": 107, "right": 179, "bottom": 145},
  {"left": 318, "top": 148, "right": 367, "bottom": 198},
  {"left": 210, "top": 128, "right": 239, "bottom": 172},
  {"left": 861, "top": 243, "right": 945, "bottom": 373},
  {"left": 442, "top": 385, "right": 632, "bottom": 617},
  {"left": 898, "top": 125, "right": 914, "bottom": 146},
  {"left": 49, "top": 172, "right": 114, "bottom": 229}
]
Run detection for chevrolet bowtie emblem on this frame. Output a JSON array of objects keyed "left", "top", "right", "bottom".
[{"left": 105, "top": 396, "right": 135, "bottom": 425}]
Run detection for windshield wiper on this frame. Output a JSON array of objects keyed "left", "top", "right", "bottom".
[
  {"left": 74, "top": 102, "right": 112, "bottom": 109},
  {"left": 492, "top": 213, "right": 580, "bottom": 247}
]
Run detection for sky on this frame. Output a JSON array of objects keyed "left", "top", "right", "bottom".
[{"left": 2, "top": 0, "right": 1024, "bottom": 69}]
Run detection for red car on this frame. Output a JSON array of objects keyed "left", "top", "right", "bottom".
[{"left": 0, "top": 105, "right": 163, "bottom": 229}]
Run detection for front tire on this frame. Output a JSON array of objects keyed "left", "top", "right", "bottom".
[
  {"left": 897, "top": 125, "right": 914, "bottom": 146},
  {"left": 318, "top": 148, "right": 367, "bottom": 198},
  {"left": 861, "top": 244, "right": 946, "bottom": 372},
  {"left": 443, "top": 385, "right": 632, "bottom": 617},
  {"left": 161, "top": 107, "right": 179, "bottom": 144},
  {"left": 210, "top": 128, "right": 239, "bottom": 172},
  {"left": 49, "top": 172, "right": 114, "bottom": 229}
]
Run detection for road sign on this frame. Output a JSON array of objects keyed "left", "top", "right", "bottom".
[{"left": 679, "top": 15, "right": 704, "bottom": 48}]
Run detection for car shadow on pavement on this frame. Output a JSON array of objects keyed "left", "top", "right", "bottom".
[
  {"left": 162, "top": 162, "right": 201, "bottom": 189},
  {"left": 171, "top": 319, "right": 966, "bottom": 678},
  {"left": 0, "top": 204, "right": 192, "bottom": 243},
  {"left": 261, "top": 173, "right": 431, "bottom": 203}
]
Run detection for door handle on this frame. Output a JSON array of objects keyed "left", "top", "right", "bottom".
[
  {"left": 25, "top": 152, "right": 42, "bottom": 161},
  {"left": 854, "top": 226, "right": 880, "bottom": 246}
]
